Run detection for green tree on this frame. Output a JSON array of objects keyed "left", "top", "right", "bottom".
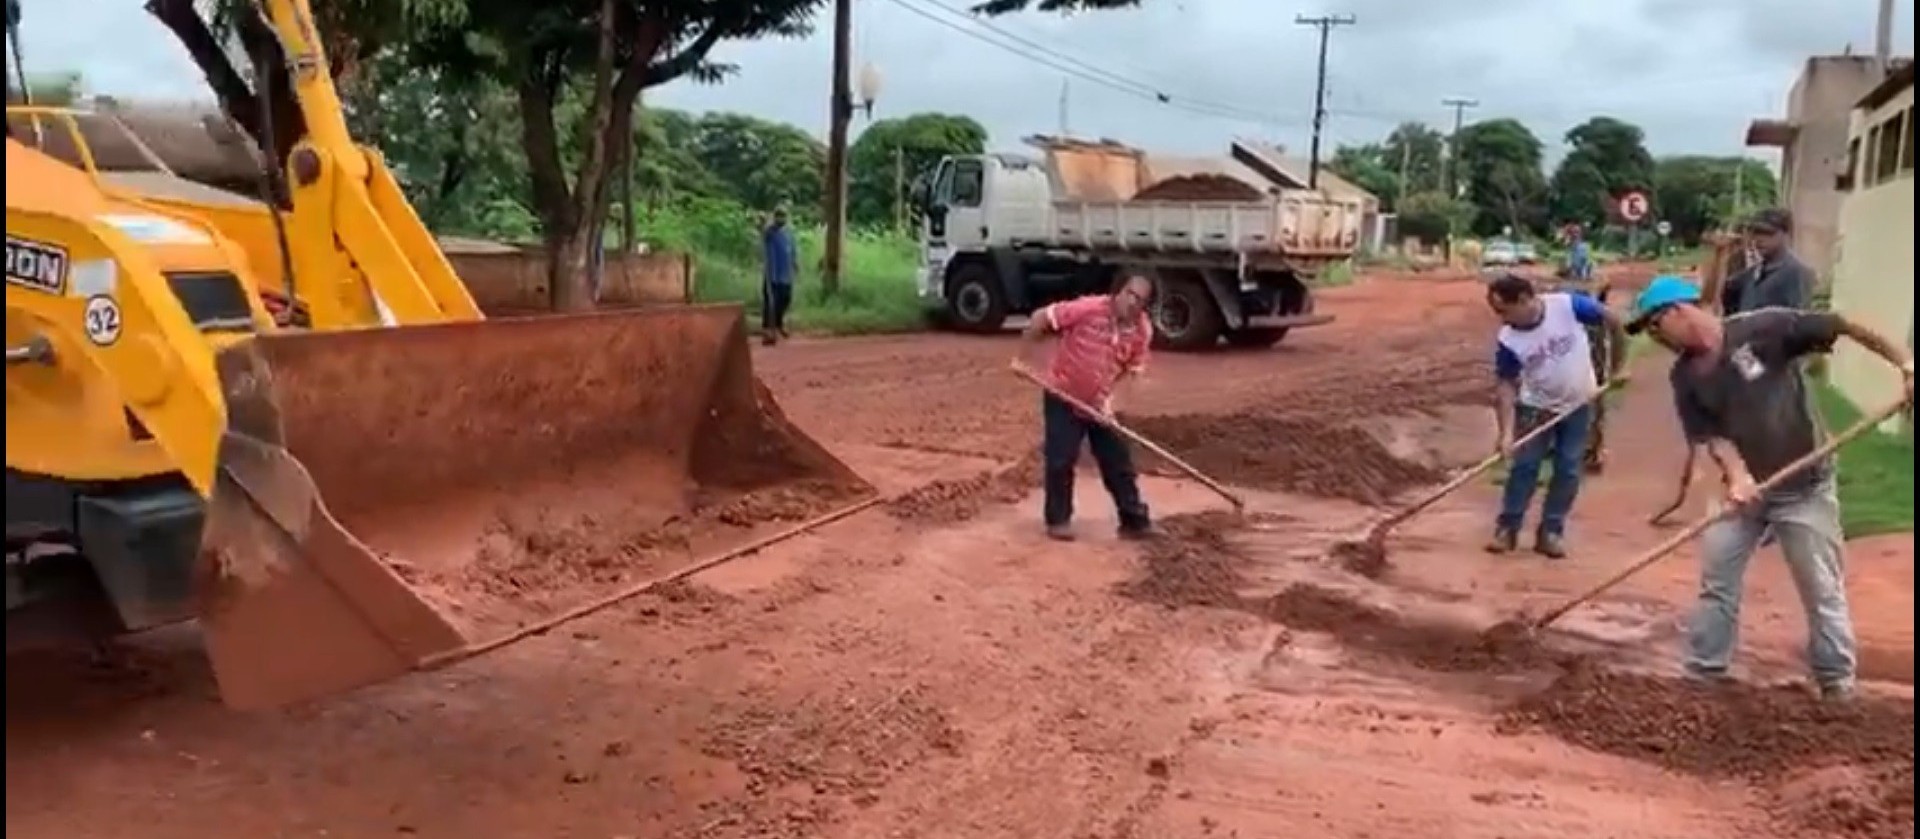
[
  {"left": 1382, "top": 122, "right": 1446, "bottom": 198},
  {"left": 1398, "top": 189, "right": 1475, "bottom": 244},
  {"left": 847, "top": 112, "right": 988, "bottom": 228},
  {"left": 1548, "top": 116, "right": 1655, "bottom": 230},
  {"left": 1454, "top": 118, "right": 1548, "bottom": 238},
  {"left": 687, "top": 112, "right": 826, "bottom": 218},
  {"left": 1328, "top": 143, "right": 1399, "bottom": 210},
  {"left": 1650, "top": 156, "right": 1779, "bottom": 244}
]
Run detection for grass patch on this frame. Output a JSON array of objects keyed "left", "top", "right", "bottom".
[
  {"left": 1815, "top": 384, "right": 1914, "bottom": 537},
  {"left": 637, "top": 198, "right": 925, "bottom": 336}
]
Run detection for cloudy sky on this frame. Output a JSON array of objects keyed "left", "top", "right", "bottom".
[{"left": 16, "top": 0, "right": 1915, "bottom": 165}]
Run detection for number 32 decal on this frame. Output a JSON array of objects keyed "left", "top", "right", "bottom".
[{"left": 84, "top": 295, "right": 124, "bottom": 347}]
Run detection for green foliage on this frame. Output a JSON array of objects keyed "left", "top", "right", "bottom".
[
  {"left": 640, "top": 198, "right": 923, "bottom": 334},
  {"left": 848, "top": 113, "right": 989, "bottom": 229},
  {"left": 1548, "top": 117, "right": 1656, "bottom": 231},
  {"left": 1815, "top": 384, "right": 1914, "bottom": 537},
  {"left": 1455, "top": 118, "right": 1548, "bottom": 238},
  {"left": 1398, "top": 190, "right": 1475, "bottom": 243},
  {"left": 686, "top": 112, "right": 825, "bottom": 216},
  {"left": 1325, "top": 123, "right": 1446, "bottom": 214},
  {"left": 1650, "top": 156, "right": 1778, "bottom": 243}
]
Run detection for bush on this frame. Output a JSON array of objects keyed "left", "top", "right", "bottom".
[{"left": 632, "top": 198, "right": 925, "bottom": 335}]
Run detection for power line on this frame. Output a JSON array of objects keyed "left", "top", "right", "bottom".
[
  {"left": 883, "top": 0, "right": 1307, "bottom": 129},
  {"left": 1295, "top": 13, "right": 1356, "bottom": 189}
]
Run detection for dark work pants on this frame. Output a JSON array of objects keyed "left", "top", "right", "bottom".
[
  {"left": 763, "top": 282, "right": 793, "bottom": 332},
  {"left": 1041, "top": 394, "right": 1151, "bottom": 530}
]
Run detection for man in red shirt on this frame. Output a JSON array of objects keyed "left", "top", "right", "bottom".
[{"left": 1013, "top": 275, "right": 1156, "bottom": 541}]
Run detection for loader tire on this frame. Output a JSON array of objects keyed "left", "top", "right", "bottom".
[
  {"left": 945, "top": 262, "right": 1008, "bottom": 333},
  {"left": 1151, "top": 277, "right": 1224, "bottom": 351}
]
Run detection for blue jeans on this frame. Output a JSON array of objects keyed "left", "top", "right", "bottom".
[
  {"left": 1041, "top": 394, "right": 1150, "bottom": 530},
  {"left": 1685, "top": 476, "right": 1855, "bottom": 689},
  {"left": 1496, "top": 404, "right": 1593, "bottom": 537},
  {"left": 762, "top": 281, "right": 793, "bottom": 332}
]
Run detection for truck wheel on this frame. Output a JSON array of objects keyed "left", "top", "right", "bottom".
[
  {"left": 1225, "top": 328, "right": 1288, "bottom": 348},
  {"left": 1151, "top": 278, "right": 1224, "bottom": 351},
  {"left": 945, "top": 262, "right": 1008, "bottom": 333}
]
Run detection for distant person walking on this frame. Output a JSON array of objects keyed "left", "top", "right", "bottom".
[
  {"left": 761, "top": 208, "right": 799, "bottom": 346},
  {"left": 1558, "top": 225, "right": 1613, "bottom": 473}
]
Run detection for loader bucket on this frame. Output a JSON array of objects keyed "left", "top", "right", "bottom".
[{"left": 196, "top": 305, "right": 871, "bottom": 709}]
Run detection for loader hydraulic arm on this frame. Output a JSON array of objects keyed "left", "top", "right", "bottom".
[
  {"left": 253, "top": 0, "right": 483, "bottom": 330},
  {"left": 6, "top": 208, "right": 227, "bottom": 495}
]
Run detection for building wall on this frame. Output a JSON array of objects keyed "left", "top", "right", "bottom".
[
  {"left": 1829, "top": 80, "right": 1914, "bottom": 426},
  {"left": 1778, "top": 57, "right": 1886, "bottom": 286}
]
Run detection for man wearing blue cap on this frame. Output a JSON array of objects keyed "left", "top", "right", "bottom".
[{"left": 1628, "top": 275, "right": 1914, "bottom": 701}]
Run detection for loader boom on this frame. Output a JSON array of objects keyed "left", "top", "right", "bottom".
[{"left": 254, "top": 0, "right": 483, "bottom": 329}]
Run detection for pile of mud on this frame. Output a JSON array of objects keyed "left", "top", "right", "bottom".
[
  {"left": 1115, "top": 510, "right": 1251, "bottom": 609},
  {"left": 884, "top": 455, "right": 1041, "bottom": 524},
  {"left": 1261, "top": 583, "right": 1564, "bottom": 673},
  {"left": 1133, "top": 174, "right": 1265, "bottom": 202},
  {"left": 1122, "top": 412, "right": 1445, "bottom": 505},
  {"left": 1504, "top": 666, "right": 1915, "bottom": 838}
]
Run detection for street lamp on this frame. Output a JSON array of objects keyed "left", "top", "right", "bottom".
[{"left": 854, "top": 62, "right": 883, "bottom": 119}]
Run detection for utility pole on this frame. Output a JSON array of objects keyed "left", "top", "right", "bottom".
[
  {"left": 1438, "top": 97, "right": 1477, "bottom": 265},
  {"left": 1875, "top": 0, "right": 1894, "bottom": 75},
  {"left": 1439, "top": 96, "right": 1477, "bottom": 200},
  {"left": 1396, "top": 134, "right": 1412, "bottom": 206},
  {"left": 822, "top": 0, "right": 853, "bottom": 296},
  {"left": 1295, "top": 13, "right": 1356, "bottom": 190}
]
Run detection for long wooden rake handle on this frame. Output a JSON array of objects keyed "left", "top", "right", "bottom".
[
  {"left": 1531, "top": 398, "right": 1909, "bottom": 630},
  {"left": 1370, "top": 388, "right": 1611, "bottom": 534},
  {"left": 1011, "top": 364, "right": 1246, "bottom": 510}
]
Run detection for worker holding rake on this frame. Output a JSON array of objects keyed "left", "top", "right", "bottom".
[
  {"left": 1628, "top": 275, "right": 1914, "bottom": 701},
  {"left": 1012, "top": 275, "right": 1157, "bottom": 543},
  {"left": 1484, "top": 274, "right": 1630, "bottom": 559}
]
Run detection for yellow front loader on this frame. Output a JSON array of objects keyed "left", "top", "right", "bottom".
[{"left": 5, "top": 1, "right": 865, "bottom": 709}]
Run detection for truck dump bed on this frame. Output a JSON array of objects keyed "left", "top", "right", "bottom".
[{"left": 1030, "top": 137, "right": 1364, "bottom": 265}]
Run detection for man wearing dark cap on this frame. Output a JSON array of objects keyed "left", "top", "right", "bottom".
[
  {"left": 1720, "top": 208, "right": 1814, "bottom": 315},
  {"left": 1627, "top": 276, "right": 1914, "bottom": 701}
]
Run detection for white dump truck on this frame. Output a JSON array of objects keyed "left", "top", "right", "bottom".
[{"left": 912, "top": 136, "right": 1365, "bottom": 350}]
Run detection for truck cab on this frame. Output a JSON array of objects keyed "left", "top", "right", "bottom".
[{"left": 912, "top": 144, "right": 1357, "bottom": 351}]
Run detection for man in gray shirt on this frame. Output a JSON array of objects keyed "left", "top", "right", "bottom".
[
  {"left": 1629, "top": 276, "right": 1913, "bottom": 701},
  {"left": 1720, "top": 208, "right": 1814, "bottom": 314}
]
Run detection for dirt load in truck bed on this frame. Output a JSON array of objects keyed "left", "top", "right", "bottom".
[{"left": 1132, "top": 173, "right": 1267, "bottom": 202}]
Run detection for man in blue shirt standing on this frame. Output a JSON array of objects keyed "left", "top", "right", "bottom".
[
  {"left": 1485, "top": 274, "right": 1629, "bottom": 558},
  {"left": 761, "top": 207, "right": 799, "bottom": 346}
]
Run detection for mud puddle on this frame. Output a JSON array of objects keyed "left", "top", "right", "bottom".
[{"left": 1503, "top": 665, "right": 1915, "bottom": 838}]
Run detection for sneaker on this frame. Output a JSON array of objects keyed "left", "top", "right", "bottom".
[
  {"left": 1533, "top": 532, "right": 1568, "bottom": 560},
  {"left": 1046, "top": 524, "right": 1076, "bottom": 542},
  {"left": 1484, "top": 527, "right": 1518, "bottom": 554}
]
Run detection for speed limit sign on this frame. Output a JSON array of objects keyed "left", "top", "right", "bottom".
[{"left": 1617, "top": 191, "right": 1651, "bottom": 223}]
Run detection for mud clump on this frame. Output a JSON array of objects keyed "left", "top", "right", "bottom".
[
  {"left": 1504, "top": 666, "right": 1915, "bottom": 779},
  {"left": 1115, "top": 510, "right": 1250, "bottom": 609},
  {"left": 1327, "top": 537, "right": 1388, "bottom": 578},
  {"left": 1503, "top": 666, "right": 1915, "bottom": 838},
  {"left": 1262, "top": 583, "right": 1559, "bottom": 673},
  {"left": 1133, "top": 174, "right": 1265, "bottom": 202},
  {"left": 1122, "top": 412, "right": 1444, "bottom": 505},
  {"left": 884, "top": 455, "right": 1041, "bottom": 524}
]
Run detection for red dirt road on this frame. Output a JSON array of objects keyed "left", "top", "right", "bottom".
[{"left": 6, "top": 270, "right": 1912, "bottom": 839}]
